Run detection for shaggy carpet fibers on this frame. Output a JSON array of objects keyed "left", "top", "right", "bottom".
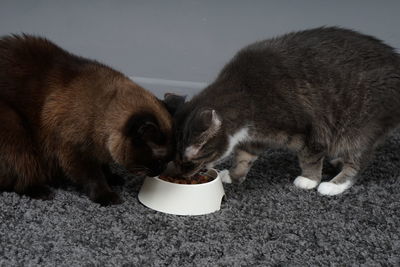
[{"left": 1, "top": 133, "right": 400, "bottom": 266}]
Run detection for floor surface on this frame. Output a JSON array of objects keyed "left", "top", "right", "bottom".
[{"left": 1, "top": 132, "right": 399, "bottom": 266}]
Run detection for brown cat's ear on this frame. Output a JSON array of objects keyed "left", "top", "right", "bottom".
[
  {"left": 163, "top": 93, "right": 187, "bottom": 115},
  {"left": 124, "top": 113, "right": 162, "bottom": 145}
]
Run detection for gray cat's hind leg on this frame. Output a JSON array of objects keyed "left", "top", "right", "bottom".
[
  {"left": 220, "top": 148, "right": 258, "bottom": 184},
  {"left": 294, "top": 148, "right": 324, "bottom": 189},
  {"left": 317, "top": 162, "right": 358, "bottom": 195},
  {"left": 329, "top": 157, "right": 343, "bottom": 170},
  {"left": 319, "top": 135, "right": 379, "bottom": 195}
]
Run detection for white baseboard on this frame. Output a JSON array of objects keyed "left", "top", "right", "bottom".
[
  {"left": 131, "top": 76, "right": 207, "bottom": 90},
  {"left": 130, "top": 76, "right": 207, "bottom": 98}
]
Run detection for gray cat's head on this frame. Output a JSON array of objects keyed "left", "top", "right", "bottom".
[
  {"left": 164, "top": 94, "right": 228, "bottom": 176},
  {"left": 174, "top": 107, "right": 228, "bottom": 176}
]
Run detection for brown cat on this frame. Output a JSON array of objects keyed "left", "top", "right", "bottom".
[{"left": 0, "top": 34, "right": 174, "bottom": 205}]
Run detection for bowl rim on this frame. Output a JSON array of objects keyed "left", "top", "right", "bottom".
[{"left": 151, "top": 168, "right": 220, "bottom": 187}]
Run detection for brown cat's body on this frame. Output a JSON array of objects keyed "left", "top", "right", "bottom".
[{"left": 0, "top": 34, "right": 173, "bottom": 205}]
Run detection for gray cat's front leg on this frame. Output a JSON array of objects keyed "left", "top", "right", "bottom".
[
  {"left": 294, "top": 148, "right": 324, "bottom": 189},
  {"left": 221, "top": 148, "right": 258, "bottom": 184}
]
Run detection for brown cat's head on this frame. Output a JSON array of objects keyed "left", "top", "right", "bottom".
[{"left": 104, "top": 81, "right": 176, "bottom": 177}]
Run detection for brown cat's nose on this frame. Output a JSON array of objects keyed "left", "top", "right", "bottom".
[
  {"left": 146, "top": 159, "right": 167, "bottom": 177},
  {"left": 148, "top": 165, "right": 164, "bottom": 177}
]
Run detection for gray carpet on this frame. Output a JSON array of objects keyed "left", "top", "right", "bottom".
[{"left": 1, "top": 133, "right": 400, "bottom": 266}]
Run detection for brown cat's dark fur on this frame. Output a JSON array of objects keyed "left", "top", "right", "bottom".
[{"left": 0, "top": 34, "right": 174, "bottom": 205}]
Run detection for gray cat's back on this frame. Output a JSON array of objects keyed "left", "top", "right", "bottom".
[
  {"left": 172, "top": 27, "right": 400, "bottom": 195},
  {"left": 247, "top": 27, "right": 398, "bottom": 69},
  {"left": 195, "top": 27, "right": 400, "bottom": 151},
  {"left": 223, "top": 27, "right": 400, "bottom": 119}
]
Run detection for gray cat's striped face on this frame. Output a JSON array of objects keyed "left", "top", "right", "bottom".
[{"left": 174, "top": 108, "right": 226, "bottom": 176}]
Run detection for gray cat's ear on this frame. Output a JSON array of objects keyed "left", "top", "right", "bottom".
[
  {"left": 197, "top": 109, "right": 222, "bottom": 133},
  {"left": 163, "top": 93, "right": 187, "bottom": 115}
]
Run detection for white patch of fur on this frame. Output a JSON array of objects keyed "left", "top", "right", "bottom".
[
  {"left": 219, "top": 169, "right": 232, "bottom": 184},
  {"left": 317, "top": 180, "right": 352, "bottom": 196},
  {"left": 220, "top": 128, "right": 249, "bottom": 161},
  {"left": 184, "top": 145, "right": 200, "bottom": 160},
  {"left": 293, "top": 176, "right": 319, "bottom": 189},
  {"left": 152, "top": 147, "right": 167, "bottom": 157}
]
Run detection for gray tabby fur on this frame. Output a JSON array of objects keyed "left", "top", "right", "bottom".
[{"left": 167, "top": 27, "right": 400, "bottom": 195}]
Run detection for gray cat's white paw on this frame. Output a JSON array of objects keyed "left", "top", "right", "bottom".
[
  {"left": 219, "top": 169, "right": 232, "bottom": 184},
  {"left": 293, "top": 176, "right": 319, "bottom": 189},
  {"left": 317, "top": 181, "right": 351, "bottom": 196}
]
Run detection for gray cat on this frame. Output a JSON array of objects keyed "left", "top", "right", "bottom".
[{"left": 166, "top": 27, "right": 400, "bottom": 196}]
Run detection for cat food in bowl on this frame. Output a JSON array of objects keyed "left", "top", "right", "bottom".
[
  {"left": 138, "top": 169, "right": 225, "bottom": 216},
  {"left": 158, "top": 170, "right": 214, "bottom": 184}
]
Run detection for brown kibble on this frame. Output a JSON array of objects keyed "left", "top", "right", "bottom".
[{"left": 159, "top": 169, "right": 214, "bottom": 184}]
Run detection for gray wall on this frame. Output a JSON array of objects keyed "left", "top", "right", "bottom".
[{"left": 1, "top": 0, "right": 400, "bottom": 97}]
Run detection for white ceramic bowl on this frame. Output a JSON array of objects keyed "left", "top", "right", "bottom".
[{"left": 138, "top": 169, "right": 225, "bottom": 216}]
